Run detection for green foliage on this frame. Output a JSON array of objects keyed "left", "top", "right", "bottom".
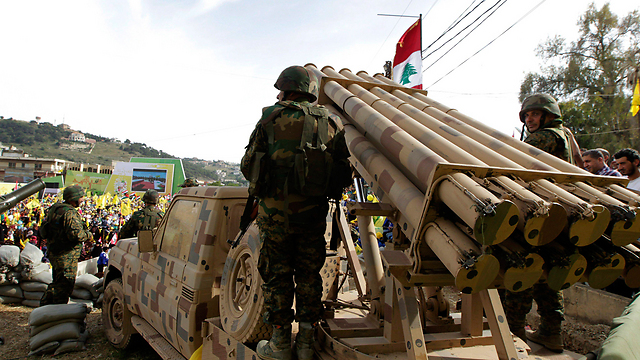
[{"left": 520, "top": 3, "right": 640, "bottom": 153}]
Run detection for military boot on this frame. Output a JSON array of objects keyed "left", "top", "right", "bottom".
[
  {"left": 257, "top": 325, "right": 292, "bottom": 360},
  {"left": 294, "top": 322, "right": 315, "bottom": 360},
  {"left": 526, "top": 327, "right": 563, "bottom": 353}
]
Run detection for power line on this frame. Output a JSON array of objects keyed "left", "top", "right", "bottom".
[
  {"left": 421, "top": 0, "right": 486, "bottom": 55},
  {"left": 423, "top": 0, "right": 440, "bottom": 20},
  {"left": 574, "top": 127, "right": 640, "bottom": 136},
  {"left": 423, "top": 0, "right": 508, "bottom": 72},
  {"left": 426, "top": 0, "right": 548, "bottom": 88},
  {"left": 148, "top": 122, "right": 255, "bottom": 143},
  {"left": 422, "top": 0, "right": 506, "bottom": 61}
]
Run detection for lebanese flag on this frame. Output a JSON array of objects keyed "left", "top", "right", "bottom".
[{"left": 392, "top": 19, "right": 422, "bottom": 89}]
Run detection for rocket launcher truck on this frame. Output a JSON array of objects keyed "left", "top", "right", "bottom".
[{"left": 102, "top": 64, "right": 640, "bottom": 360}]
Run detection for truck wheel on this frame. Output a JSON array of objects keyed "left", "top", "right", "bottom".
[
  {"left": 220, "top": 227, "right": 271, "bottom": 343},
  {"left": 103, "top": 278, "right": 136, "bottom": 349}
]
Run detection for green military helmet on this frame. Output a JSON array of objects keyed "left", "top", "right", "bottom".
[
  {"left": 63, "top": 185, "right": 85, "bottom": 202},
  {"left": 180, "top": 178, "right": 198, "bottom": 187},
  {"left": 274, "top": 65, "right": 319, "bottom": 102},
  {"left": 142, "top": 189, "right": 159, "bottom": 204},
  {"left": 519, "top": 93, "right": 562, "bottom": 123}
]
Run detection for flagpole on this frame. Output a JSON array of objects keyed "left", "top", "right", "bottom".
[{"left": 419, "top": 14, "right": 423, "bottom": 59}]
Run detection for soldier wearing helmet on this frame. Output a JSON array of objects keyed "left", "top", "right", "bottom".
[
  {"left": 519, "top": 93, "right": 583, "bottom": 167},
  {"left": 179, "top": 178, "right": 198, "bottom": 187},
  {"left": 119, "top": 189, "right": 164, "bottom": 239},
  {"left": 40, "top": 185, "right": 93, "bottom": 305},
  {"left": 242, "top": 65, "right": 351, "bottom": 360},
  {"left": 504, "top": 93, "right": 579, "bottom": 353}
]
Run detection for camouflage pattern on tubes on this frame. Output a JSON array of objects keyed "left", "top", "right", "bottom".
[
  {"left": 423, "top": 218, "right": 500, "bottom": 294},
  {"left": 386, "top": 87, "right": 613, "bottom": 246},
  {"left": 335, "top": 70, "right": 566, "bottom": 245},
  {"left": 401, "top": 89, "right": 640, "bottom": 246},
  {"left": 315, "top": 65, "right": 518, "bottom": 245},
  {"left": 342, "top": 124, "right": 424, "bottom": 229}
]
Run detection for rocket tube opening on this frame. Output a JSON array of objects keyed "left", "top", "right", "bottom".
[
  {"left": 522, "top": 203, "right": 567, "bottom": 246},
  {"left": 585, "top": 253, "right": 625, "bottom": 289},
  {"left": 568, "top": 205, "right": 610, "bottom": 247},
  {"left": 546, "top": 253, "right": 587, "bottom": 291},
  {"left": 609, "top": 217, "right": 640, "bottom": 246},
  {"left": 501, "top": 253, "right": 544, "bottom": 293}
]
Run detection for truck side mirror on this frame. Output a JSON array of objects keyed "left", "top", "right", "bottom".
[{"left": 138, "top": 230, "right": 156, "bottom": 253}]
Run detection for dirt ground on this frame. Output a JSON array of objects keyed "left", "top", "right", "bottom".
[
  {"left": 0, "top": 303, "right": 161, "bottom": 360},
  {"left": 1, "top": 295, "right": 610, "bottom": 359}
]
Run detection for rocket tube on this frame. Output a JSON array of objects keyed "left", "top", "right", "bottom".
[
  {"left": 423, "top": 219, "right": 500, "bottom": 294},
  {"left": 319, "top": 70, "right": 518, "bottom": 245}
]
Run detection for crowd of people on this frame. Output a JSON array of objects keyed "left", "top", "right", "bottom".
[{"left": 0, "top": 189, "right": 171, "bottom": 262}]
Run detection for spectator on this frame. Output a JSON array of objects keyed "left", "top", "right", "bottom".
[
  {"left": 614, "top": 148, "right": 640, "bottom": 191},
  {"left": 596, "top": 148, "right": 611, "bottom": 165},
  {"left": 582, "top": 149, "right": 622, "bottom": 177}
]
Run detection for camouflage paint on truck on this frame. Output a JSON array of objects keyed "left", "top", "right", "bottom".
[{"left": 106, "top": 186, "right": 249, "bottom": 357}]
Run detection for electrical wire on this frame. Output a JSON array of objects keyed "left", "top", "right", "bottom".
[
  {"left": 422, "top": 0, "right": 507, "bottom": 63},
  {"left": 426, "top": 0, "right": 548, "bottom": 88},
  {"left": 421, "top": 0, "right": 486, "bottom": 54}
]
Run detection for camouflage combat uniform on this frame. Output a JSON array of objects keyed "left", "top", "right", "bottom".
[
  {"left": 119, "top": 205, "right": 164, "bottom": 239},
  {"left": 504, "top": 94, "right": 569, "bottom": 345},
  {"left": 242, "top": 98, "right": 350, "bottom": 327},
  {"left": 40, "top": 203, "right": 92, "bottom": 305}
]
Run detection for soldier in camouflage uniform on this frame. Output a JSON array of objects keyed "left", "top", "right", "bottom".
[
  {"left": 119, "top": 189, "right": 164, "bottom": 239},
  {"left": 179, "top": 178, "right": 198, "bottom": 187},
  {"left": 40, "top": 185, "right": 93, "bottom": 305},
  {"left": 241, "top": 66, "right": 351, "bottom": 360},
  {"left": 504, "top": 93, "right": 572, "bottom": 353}
]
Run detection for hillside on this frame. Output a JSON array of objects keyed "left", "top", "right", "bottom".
[{"left": 0, "top": 118, "right": 246, "bottom": 184}]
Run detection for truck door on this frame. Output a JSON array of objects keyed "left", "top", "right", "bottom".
[{"left": 138, "top": 198, "right": 202, "bottom": 350}]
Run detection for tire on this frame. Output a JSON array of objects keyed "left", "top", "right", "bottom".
[
  {"left": 103, "top": 278, "right": 137, "bottom": 349},
  {"left": 220, "top": 224, "right": 271, "bottom": 343}
]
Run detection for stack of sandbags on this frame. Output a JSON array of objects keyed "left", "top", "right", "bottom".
[
  {"left": 93, "top": 278, "right": 105, "bottom": 308},
  {"left": 70, "top": 274, "right": 101, "bottom": 309},
  {"left": 0, "top": 245, "right": 24, "bottom": 304},
  {"left": 28, "top": 303, "right": 91, "bottom": 356},
  {"left": 19, "top": 243, "right": 51, "bottom": 307}
]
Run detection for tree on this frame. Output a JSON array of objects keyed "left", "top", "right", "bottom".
[
  {"left": 520, "top": 3, "right": 640, "bottom": 152},
  {"left": 400, "top": 63, "right": 417, "bottom": 85}
]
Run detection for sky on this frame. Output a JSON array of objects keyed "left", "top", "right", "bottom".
[{"left": 0, "top": 0, "right": 638, "bottom": 163}]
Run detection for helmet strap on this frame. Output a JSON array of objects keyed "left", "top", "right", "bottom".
[{"left": 520, "top": 123, "right": 526, "bottom": 141}]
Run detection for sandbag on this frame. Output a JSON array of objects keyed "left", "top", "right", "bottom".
[
  {"left": 0, "top": 295, "right": 22, "bottom": 304},
  {"left": 22, "top": 299, "right": 41, "bottom": 308},
  {"left": 20, "top": 243, "right": 43, "bottom": 268},
  {"left": 95, "top": 293, "right": 104, "bottom": 308},
  {"left": 22, "top": 263, "right": 50, "bottom": 280},
  {"left": 0, "top": 271, "right": 21, "bottom": 285},
  {"left": 92, "top": 278, "right": 104, "bottom": 293},
  {"left": 75, "top": 274, "right": 100, "bottom": 298},
  {"left": 71, "top": 288, "right": 93, "bottom": 300},
  {"left": 0, "top": 285, "right": 23, "bottom": 298},
  {"left": 24, "top": 291, "right": 45, "bottom": 300},
  {"left": 31, "top": 318, "right": 85, "bottom": 337},
  {"left": 30, "top": 268, "right": 53, "bottom": 284},
  {"left": 29, "top": 321, "right": 84, "bottom": 350},
  {"left": 21, "top": 281, "right": 49, "bottom": 292},
  {"left": 28, "top": 303, "right": 90, "bottom": 327},
  {"left": 27, "top": 341, "right": 60, "bottom": 356},
  {"left": 68, "top": 298, "right": 94, "bottom": 310},
  {"left": 53, "top": 330, "right": 89, "bottom": 356},
  {"left": 0, "top": 245, "right": 20, "bottom": 267}
]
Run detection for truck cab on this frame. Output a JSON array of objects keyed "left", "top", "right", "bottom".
[{"left": 103, "top": 186, "right": 251, "bottom": 358}]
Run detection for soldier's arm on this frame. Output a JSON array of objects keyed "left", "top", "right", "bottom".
[
  {"left": 119, "top": 217, "right": 135, "bottom": 239},
  {"left": 240, "top": 123, "right": 268, "bottom": 178},
  {"left": 63, "top": 211, "right": 92, "bottom": 243}
]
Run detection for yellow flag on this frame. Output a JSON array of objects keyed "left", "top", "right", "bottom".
[
  {"left": 111, "top": 194, "right": 119, "bottom": 205},
  {"left": 26, "top": 198, "right": 41, "bottom": 209},
  {"left": 121, "top": 198, "right": 132, "bottom": 217},
  {"left": 631, "top": 79, "right": 640, "bottom": 116}
]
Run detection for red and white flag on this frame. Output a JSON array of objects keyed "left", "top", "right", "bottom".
[{"left": 392, "top": 19, "right": 422, "bottom": 89}]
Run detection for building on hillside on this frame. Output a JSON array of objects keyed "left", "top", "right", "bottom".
[
  {"left": 69, "top": 132, "right": 86, "bottom": 142},
  {"left": 58, "top": 123, "right": 70, "bottom": 130}
]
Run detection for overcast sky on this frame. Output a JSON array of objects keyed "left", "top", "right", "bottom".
[{"left": 0, "top": 1, "right": 637, "bottom": 163}]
